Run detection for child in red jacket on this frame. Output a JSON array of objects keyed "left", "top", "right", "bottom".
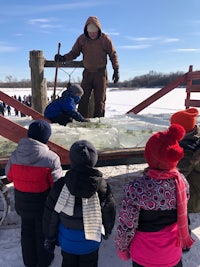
[{"left": 5, "top": 120, "right": 63, "bottom": 267}]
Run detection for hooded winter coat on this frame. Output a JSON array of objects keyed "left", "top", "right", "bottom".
[
  {"left": 43, "top": 165, "right": 116, "bottom": 254},
  {"left": 5, "top": 137, "right": 63, "bottom": 216},
  {"left": 62, "top": 16, "right": 119, "bottom": 118},
  {"left": 44, "top": 90, "right": 84, "bottom": 124},
  {"left": 64, "top": 16, "right": 119, "bottom": 71}
]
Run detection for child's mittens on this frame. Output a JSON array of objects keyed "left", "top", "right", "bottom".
[
  {"left": 83, "top": 118, "right": 90, "bottom": 122},
  {"left": 44, "top": 238, "right": 56, "bottom": 254},
  {"left": 103, "top": 233, "right": 110, "bottom": 240},
  {"left": 117, "top": 249, "right": 130, "bottom": 261}
]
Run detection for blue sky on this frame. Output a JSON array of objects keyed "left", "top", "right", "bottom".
[{"left": 1, "top": 0, "right": 200, "bottom": 83}]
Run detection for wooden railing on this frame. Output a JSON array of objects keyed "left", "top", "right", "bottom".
[{"left": 127, "top": 65, "right": 200, "bottom": 114}]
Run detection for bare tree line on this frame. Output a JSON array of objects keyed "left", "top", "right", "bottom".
[{"left": 0, "top": 71, "right": 185, "bottom": 89}]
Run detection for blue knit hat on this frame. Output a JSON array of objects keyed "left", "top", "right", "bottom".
[
  {"left": 69, "top": 140, "right": 98, "bottom": 168},
  {"left": 28, "top": 120, "right": 51, "bottom": 144}
]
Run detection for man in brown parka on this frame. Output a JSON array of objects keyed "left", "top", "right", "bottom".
[{"left": 55, "top": 16, "right": 119, "bottom": 118}]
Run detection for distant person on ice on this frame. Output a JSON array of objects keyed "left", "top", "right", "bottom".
[
  {"left": 54, "top": 16, "right": 119, "bottom": 118},
  {"left": 6, "top": 105, "right": 11, "bottom": 115},
  {"left": 5, "top": 120, "right": 63, "bottom": 267},
  {"left": 44, "top": 84, "right": 90, "bottom": 126},
  {"left": 170, "top": 107, "right": 200, "bottom": 213},
  {"left": 43, "top": 140, "right": 116, "bottom": 267},
  {"left": 115, "top": 124, "right": 194, "bottom": 267},
  {"left": 0, "top": 102, "right": 5, "bottom": 115}
]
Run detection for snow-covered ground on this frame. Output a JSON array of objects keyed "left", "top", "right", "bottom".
[{"left": 0, "top": 87, "right": 200, "bottom": 266}]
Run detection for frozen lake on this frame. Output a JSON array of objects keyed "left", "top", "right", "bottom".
[{"left": 0, "top": 86, "right": 192, "bottom": 116}]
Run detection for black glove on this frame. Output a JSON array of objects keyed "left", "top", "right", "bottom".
[
  {"left": 83, "top": 118, "right": 90, "bottom": 122},
  {"left": 103, "top": 233, "right": 110, "bottom": 240},
  {"left": 112, "top": 68, "right": 119, "bottom": 83},
  {"left": 44, "top": 238, "right": 56, "bottom": 254},
  {"left": 54, "top": 54, "right": 65, "bottom": 63}
]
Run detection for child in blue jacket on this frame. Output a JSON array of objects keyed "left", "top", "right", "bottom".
[
  {"left": 44, "top": 84, "right": 89, "bottom": 126},
  {"left": 43, "top": 140, "right": 116, "bottom": 267}
]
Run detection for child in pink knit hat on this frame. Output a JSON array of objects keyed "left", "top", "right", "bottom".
[{"left": 115, "top": 124, "right": 194, "bottom": 267}]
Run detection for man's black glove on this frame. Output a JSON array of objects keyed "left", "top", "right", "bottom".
[
  {"left": 112, "top": 68, "right": 119, "bottom": 83},
  {"left": 54, "top": 54, "right": 65, "bottom": 63},
  {"left": 44, "top": 238, "right": 56, "bottom": 254}
]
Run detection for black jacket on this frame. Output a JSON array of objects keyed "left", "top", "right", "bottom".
[{"left": 43, "top": 166, "right": 116, "bottom": 240}]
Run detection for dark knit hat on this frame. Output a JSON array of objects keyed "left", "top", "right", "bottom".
[
  {"left": 27, "top": 120, "right": 51, "bottom": 144},
  {"left": 69, "top": 140, "right": 98, "bottom": 168},
  {"left": 68, "top": 84, "right": 83, "bottom": 96},
  {"left": 144, "top": 124, "right": 185, "bottom": 170},
  {"left": 170, "top": 108, "right": 199, "bottom": 133}
]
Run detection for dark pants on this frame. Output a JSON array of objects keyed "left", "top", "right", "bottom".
[
  {"left": 21, "top": 215, "right": 54, "bottom": 267},
  {"left": 78, "top": 68, "right": 107, "bottom": 118},
  {"left": 50, "top": 113, "right": 73, "bottom": 126},
  {"left": 132, "top": 259, "right": 182, "bottom": 267},
  {"left": 61, "top": 249, "right": 99, "bottom": 267}
]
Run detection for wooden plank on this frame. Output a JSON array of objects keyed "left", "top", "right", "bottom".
[
  {"left": 185, "top": 99, "right": 200, "bottom": 108},
  {"left": 186, "top": 85, "right": 200, "bottom": 92},
  {"left": 0, "top": 91, "right": 49, "bottom": 121},
  {"left": 0, "top": 115, "right": 27, "bottom": 143},
  {"left": 97, "top": 147, "right": 145, "bottom": 166},
  {"left": 187, "top": 71, "right": 200, "bottom": 80},
  {"left": 126, "top": 73, "right": 187, "bottom": 114},
  {"left": 0, "top": 116, "right": 70, "bottom": 165},
  {"left": 0, "top": 147, "right": 146, "bottom": 175},
  {"left": 44, "top": 60, "right": 84, "bottom": 68},
  {"left": 98, "top": 147, "right": 144, "bottom": 160}
]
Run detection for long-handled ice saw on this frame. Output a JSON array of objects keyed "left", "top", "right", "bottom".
[{"left": 53, "top": 42, "right": 61, "bottom": 100}]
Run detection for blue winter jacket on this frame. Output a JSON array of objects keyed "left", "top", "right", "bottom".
[
  {"left": 58, "top": 223, "right": 100, "bottom": 254},
  {"left": 44, "top": 93, "right": 84, "bottom": 122}
]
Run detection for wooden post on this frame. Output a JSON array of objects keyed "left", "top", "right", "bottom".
[
  {"left": 29, "top": 51, "right": 84, "bottom": 115},
  {"left": 29, "top": 50, "right": 48, "bottom": 114},
  {"left": 185, "top": 65, "right": 193, "bottom": 109}
]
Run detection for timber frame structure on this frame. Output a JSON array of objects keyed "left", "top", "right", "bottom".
[{"left": 0, "top": 51, "right": 200, "bottom": 174}]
